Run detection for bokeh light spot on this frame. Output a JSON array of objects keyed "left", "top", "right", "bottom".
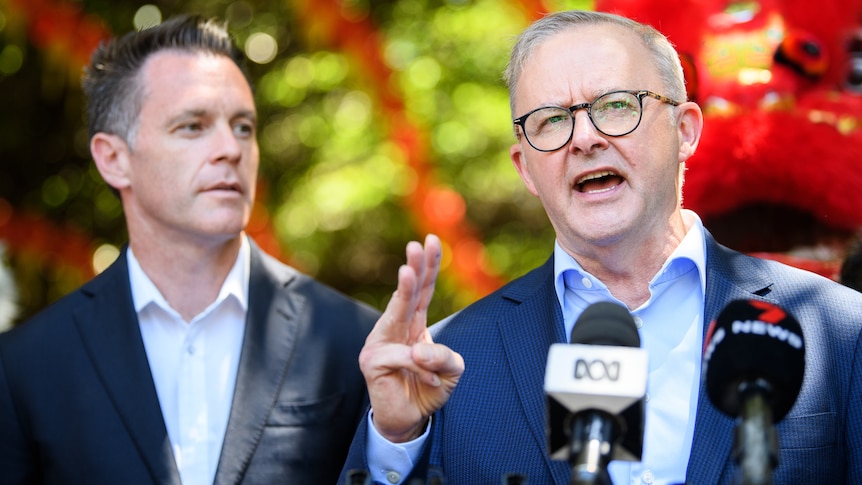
[
  {"left": 285, "top": 56, "right": 314, "bottom": 89},
  {"left": 133, "top": 5, "right": 162, "bottom": 31},
  {"left": 333, "top": 91, "right": 372, "bottom": 134},
  {"left": 424, "top": 187, "right": 466, "bottom": 227},
  {"left": 245, "top": 32, "right": 278, "bottom": 64},
  {"left": 92, "top": 244, "right": 120, "bottom": 274},
  {"left": 314, "top": 53, "right": 349, "bottom": 88},
  {"left": 0, "top": 45, "right": 23, "bottom": 75},
  {"left": 406, "top": 56, "right": 442, "bottom": 90},
  {"left": 226, "top": 1, "right": 254, "bottom": 28},
  {"left": 41, "top": 176, "right": 69, "bottom": 208}
]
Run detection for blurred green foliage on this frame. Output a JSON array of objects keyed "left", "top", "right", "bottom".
[{"left": 0, "top": 0, "right": 592, "bottom": 325}]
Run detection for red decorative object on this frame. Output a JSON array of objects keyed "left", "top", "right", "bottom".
[
  {"left": 0, "top": 198, "right": 94, "bottom": 282},
  {"left": 597, "top": 0, "right": 862, "bottom": 280},
  {"left": 7, "top": 0, "right": 110, "bottom": 69}
]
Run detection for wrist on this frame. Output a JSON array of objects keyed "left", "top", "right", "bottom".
[{"left": 372, "top": 414, "right": 430, "bottom": 443}]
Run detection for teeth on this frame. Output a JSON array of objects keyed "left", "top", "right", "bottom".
[
  {"left": 586, "top": 186, "right": 615, "bottom": 194},
  {"left": 576, "top": 170, "right": 614, "bottom": 185}
]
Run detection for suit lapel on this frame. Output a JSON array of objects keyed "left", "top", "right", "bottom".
[
  {"left": 214, "top": 244, "right": 301, "bottom": 485},
  {"left": 488, "top": 235, "right": 780, "bottom": 484},
  {"left": 687, "top": 235, "right": 776, "bottom": 484},
  {"left": 73, "top": 250, "right": 181, "bottom": 484},
  {"left": 497, "top": 258, "right": 571, "bottom": 485}
]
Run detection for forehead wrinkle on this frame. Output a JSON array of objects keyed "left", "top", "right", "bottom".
[
  {"left": 525, "top": 81, "right": 624, "bottom": 112},
  {"left": 545, "top": 26, "right": 649, "bottom": 89},
  {"left": 517, "top": 40, "right": 635, "bottom": 113}
]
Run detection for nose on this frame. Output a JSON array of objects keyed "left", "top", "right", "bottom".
[
  {"left": 212, "top": 121, "right": 244, "bottom": 164},
  {"left": 567, "top": 109, "right": 608, "bottom": 154}
]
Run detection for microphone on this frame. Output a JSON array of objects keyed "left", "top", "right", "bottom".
[
  {"left": 545, "top": 301, "right": 647, "bottom": 485},
  {"left": 702, "top": 299, "right": 805, "bottom": 485}
]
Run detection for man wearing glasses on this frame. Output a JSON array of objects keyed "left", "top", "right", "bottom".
[{"left": 340, "top": 9, "right": 862, "bottom": 485}]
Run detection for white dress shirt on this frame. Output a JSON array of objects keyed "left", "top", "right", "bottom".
[
  {"left": 367, "top": 210, "right": 707, "bottom": 485},
  {"left": 129, "top": 238, "right": 249, "bottom": 485}
]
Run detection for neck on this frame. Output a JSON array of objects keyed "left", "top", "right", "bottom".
[
  {"left": 130, "top": 234, "right": 244, "bottom": 322},
  {"left": 566, "top": 212, "right": 689, "bottom": 310}
]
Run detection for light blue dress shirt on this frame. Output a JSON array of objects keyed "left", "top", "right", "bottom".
[
  {"left": 369, "top": 211, "right": 707, "bottom": 485},
  {"left": 555, "top": 210, "right": 706, "bottom": 485}
]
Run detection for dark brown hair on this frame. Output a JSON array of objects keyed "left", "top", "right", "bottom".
[{"left": 81, "top": 14, "right": 250, "bottom": 146}]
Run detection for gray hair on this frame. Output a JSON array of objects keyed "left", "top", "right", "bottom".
[{"left": 503, "top": 10, "right": 686, "bottom": 113}]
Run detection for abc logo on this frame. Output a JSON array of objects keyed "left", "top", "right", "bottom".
[{"left": 574, "top": 358, "right": 620, "bottom": 381}]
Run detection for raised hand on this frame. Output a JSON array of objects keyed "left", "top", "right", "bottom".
[{"left": 358, "top": 234, "right": 465, "bottom": 442}]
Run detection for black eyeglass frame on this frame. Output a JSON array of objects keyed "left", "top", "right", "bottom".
[{"left": 512, "top": 90, "right": 681, "bottom": 152}]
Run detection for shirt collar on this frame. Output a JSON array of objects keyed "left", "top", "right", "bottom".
[
  {"left": 553, "top": 209, "right": 707, "bottom": 310},
  {"left": 127, "top": 235, "right": 251, "bottom": 317}
]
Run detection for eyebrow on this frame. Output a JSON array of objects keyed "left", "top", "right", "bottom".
[
  {"left": 164, "top": 108, "right": 258, "bottom": 127},
  {"left": 234, "top": 110, "right": 258, "bottom": 124},
  {"left": 164, "top": 109, "right": 207, "bottom": 128},
  {"left": 534, "top": 88, "right": 623, "bottom": 109}
]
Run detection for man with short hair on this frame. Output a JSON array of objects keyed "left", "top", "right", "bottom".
[
  {"left": 341, "top": 10, "right": 862, "bottom": 484},
  {"left": 0, "top": 15, "right": 378, "bottom": 484}
]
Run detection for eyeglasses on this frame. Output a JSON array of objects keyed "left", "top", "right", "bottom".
[{"left": 512, "top": 90, "right": 681, "bottom": 152}]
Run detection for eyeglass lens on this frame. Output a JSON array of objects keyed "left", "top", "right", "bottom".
[{"left": 522, "top": 91, "right": 643, "bottom": 151}]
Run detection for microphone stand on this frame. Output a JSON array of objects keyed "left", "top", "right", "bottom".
[
  {"left": 733, "top": 379, "right": 778, "bottom": 485},
  {"left": 568, "top": 410, "right": 618, "bottom": 485}
]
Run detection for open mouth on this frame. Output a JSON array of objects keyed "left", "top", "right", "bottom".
[
  {"left": 702, "top": 203, "right": 851, "bottom": 277},
  {"left": 575, "top": 170, "right": 624, "bottom": 193}
]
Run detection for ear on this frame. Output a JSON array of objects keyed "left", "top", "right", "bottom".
[
  {"left": 676, "top": 101, "right": 704, "bottom": 163},
  {"left": 90, "top": 133, "right": 132, "bottom": 191},
  {"left": 510, "top": 141, "right": 540, "bottom": 197}
]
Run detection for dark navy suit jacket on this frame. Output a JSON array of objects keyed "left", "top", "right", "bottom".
[
  {"left": 342, "top": 233, "right": 862, "bottom": 484},
  {"left": 0, "top": 241, "right": 379, "bottom": 484}
]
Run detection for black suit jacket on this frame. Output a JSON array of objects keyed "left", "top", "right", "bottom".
[{"left": 0, "top": 241, "right": 379, "bottom": 484}]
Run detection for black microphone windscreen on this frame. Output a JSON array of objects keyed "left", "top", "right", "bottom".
[
  {"left": 703, "top": 299, "right": 805, "bottom": 421},
  {"left": 570, "top": 301, "right": 640, "bottom": 347},
  {"left": 548, "top": 301, "right": 644, "bottom": 461}
]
